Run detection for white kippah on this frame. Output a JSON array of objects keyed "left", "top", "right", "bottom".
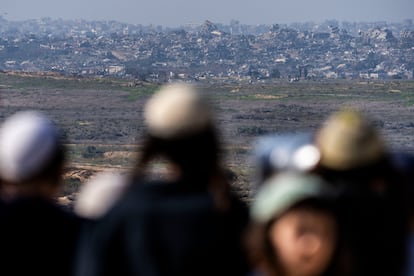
[
  {"left": 0, "top": 111, "right": 58, "bottom": 182},
  {"left": 74, "top": 172, "right": 129, "bottom": 219},
  {"left": 144, "top": 83, "right": 212, "bottom": 139}
]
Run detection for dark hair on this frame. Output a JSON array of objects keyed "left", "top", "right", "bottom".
[
  {"left": 137, "top": 125, "right": 219, "bottom": 177},
  {"left": 134, "top": 124, "right": 232, "bottom": 210},
  {"left": 317, "top": 154, "right": 410, "bottom": 276}
]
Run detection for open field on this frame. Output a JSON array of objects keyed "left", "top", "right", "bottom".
[{"left": 1, "top": 72, "right": 414, "bottom": 203}]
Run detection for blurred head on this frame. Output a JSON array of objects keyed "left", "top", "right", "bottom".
[
  {"left": 74, "top": 172, "right": 129, "bottom": 219},
  {"left": 144, "top": 83, "right": 212, "bottom": 140},
  {"left": 315, "top": 109, "right": 386, "bottom": 172},
  {"left": 315, "top": 109, "right": 392, "bottom": 195},
  {"left": 0, "top": 111, "right": 65, "bottom": 198},
  {"left": 269, "top": 202, "right": 337, "bottom": 276},
  {"left": 136, "top": 83, "right": 231, "bottom": 210},
  {"left": 249, "top": 173, "right": 337, "bottom": 276},
  {"left": 253, "top": 132, "right": 320, "bottom": 185},
  {"left": 138, "top": 83, "right": 220, "bottom": 180}
]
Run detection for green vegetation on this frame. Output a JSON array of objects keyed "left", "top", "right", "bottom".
[
  {"left": 237, "top": 126, "right": 269, "bottom": 136},
  {"left": 202, "top": 80, "right": 414, "bottom": 105},
  {"left": 62, "top": 177, "right": 82, "bottom": 195},
  {"left": 0, "top": 72, "right": 159, "bottom": 96},
  {"left": 401, "top": 88, "right": 414, "bottom": 106},
  {"left": 81, "top": 145, "right": 105, "bottom": 159},
  {"left": 0, "top": 73, "right": 114, "bottom": 90},
  {"left": 124, "top": 85, "right": 159, "bottom": 101},
  {"left": 2, "top": 73, "right": 414, "bottom": 199}
]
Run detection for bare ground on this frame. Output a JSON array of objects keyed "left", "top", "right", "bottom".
[{"left": 1, "top": 73, "right": 414, "bottom": 205}]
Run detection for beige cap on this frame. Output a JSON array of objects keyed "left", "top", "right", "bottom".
[
  {"left": 316, "top": 109, "right": 386, "bottom": 170},
  {"left": 74, "top": 172, "right": 129, "bottom": 219},
  {"left": 0, "top": 111, "right": 58, "bottom": 182},
  {"left": 144, "top": 83, "right": 212, "bottom": 139}
]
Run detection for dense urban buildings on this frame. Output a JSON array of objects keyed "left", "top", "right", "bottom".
[{"left": 0, "top": 17, "right": 413, "bottom": 81}]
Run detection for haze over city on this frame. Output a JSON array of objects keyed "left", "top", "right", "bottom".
[{"left": 2, "top": 0, "right": 414, "bottom": 26}]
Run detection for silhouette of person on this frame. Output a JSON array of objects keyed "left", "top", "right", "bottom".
[
  {"left": 314, "top": 109, "right": 409, "bottom": 276},
  {"left": 74, "top": 171, "right": 129, "bottom": 220},
  {"left": 75, "top": 83, "right": 250, "bottom": 276},
  {"left": 247, "top": 172, "right": 339, "bottom": 276},
  {"left": 0, "top": 110, "right": 82, "bottom": 276},
  {"left": 253, "top": 132, "right": 320, "bottom": 185}
]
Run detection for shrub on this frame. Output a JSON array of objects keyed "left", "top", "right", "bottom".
[
  {"left": 237, "top": 126, "right": 269, "bottom": 136},
  {"left": 82, "top": 146, "right": 104, "bottom": 158}
]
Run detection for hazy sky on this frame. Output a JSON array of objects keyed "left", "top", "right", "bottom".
[{"left": 2, "top": 0, "right": 413, "bottom": 26}]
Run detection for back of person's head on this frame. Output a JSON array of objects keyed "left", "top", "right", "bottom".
[
  {"left": 314, "top": 108, "right": 393, "bottom": 195},
  {"left": 139, "top": 83, "right": 220, "bottom": 179},
  {"left": 315, "top": 109, "right": 408, "bottom": 275},
  {"left": 136, "top": 83, "right": 233, "bottom": 210},
  {"left": 0, "top": 111, "right": 65, "bottom": 198},
  {"left": 316, "top": 109, "right": 386, "bottom": 172},
  {"left": 144, "top": 83, "right": 213, "bottom": 140},
  {"left": 74, "top": 172, "right": 129, "bottom": 220}
]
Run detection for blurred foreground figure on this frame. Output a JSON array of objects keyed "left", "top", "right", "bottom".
[
  {"left": 314, "top": 109, "right": 409, "bottom": 276},
  {"left": 247, "top": 173, "right": 339, "bottom": 276},
  {"left": 253, "top": 132, "right": 320, "bottom": 185},
  {"left": 74, "top": 171, "right": 129, "bottom": 220},
  {"left": 73, "top": 171, "right": 130, "bottom": 275},
  {"left": 76, "top": 83, "right": 249, "bottom": 276},
  {"left": 0, "top": 111, "right": 81, "bottom": 276}
]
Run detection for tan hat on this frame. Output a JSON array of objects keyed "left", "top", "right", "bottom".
[
  {"left": 316, "top": 109, "right": 386, "bottom": 170},
  {"left": 144, "top": 83, "right": 212, "bottom": 139},
  {"left": 74, "top": 172, "right": 129, "bottom": 219},
  {"left": 0, "top": 111, "right": 59, "bottom": 182}
]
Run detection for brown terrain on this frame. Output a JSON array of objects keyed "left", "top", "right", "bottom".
[{"left": 1, "top": 72, "right": 414, "bottom": 205}]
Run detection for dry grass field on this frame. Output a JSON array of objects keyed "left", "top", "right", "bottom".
[{"left": 1, "top": 72, "right": 414, "bottom": 203}]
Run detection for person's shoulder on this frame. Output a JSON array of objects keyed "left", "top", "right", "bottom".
[
  {"left": 4, "top": 196, "right": 63, "bottom": 216},
  {"left": 99, "top": 180, "right": 161, "bottom": 217},
  {"left": 390, "top": 151, "right": 414, "bottom": 171},
  {"left": 125, "top": 178, "right": 208, "bottom": 199},
  {"left": 120, "top": 179, "right": 169, "bottom": 203}
]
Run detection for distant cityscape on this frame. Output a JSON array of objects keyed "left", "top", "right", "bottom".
[{"left": 0, "top": 17, "right": 413, "bottom": 82}]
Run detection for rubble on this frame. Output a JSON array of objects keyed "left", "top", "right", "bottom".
[{"left": 0, "top": 17, "right": 413, "bottom": 82}]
